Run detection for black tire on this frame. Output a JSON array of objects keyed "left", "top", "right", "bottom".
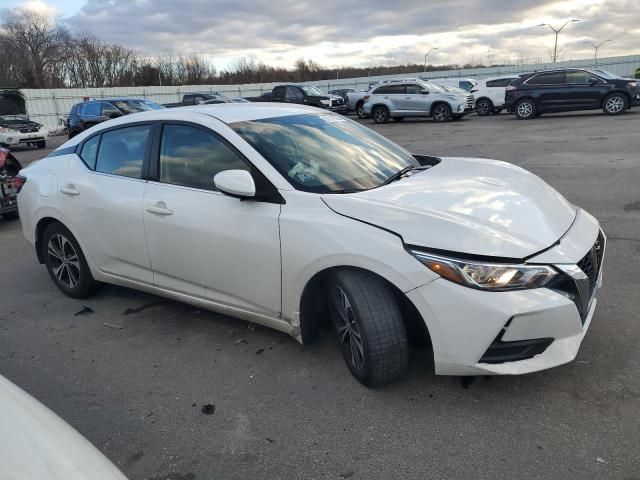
[
  {"left": 514, "top": 98, "right": 536, "bottom": 120},
  {"left": 476, "top": 98, "right": 493, "bottom": 116},
  {"left": 37, "top": 140, "right": 46, "bottom": 149},
  {"left": 494, "top": 108, "right": 503, "bottom": 114},
  {"left": 356, "top": 101, "right": 367, "bottom": 119},
  {"left": 392, "top": 117, "right": 405, "bottom": 122},
  {"left": 1, "top": 211, "right": 19, "bottom": 220},
  {"left": 602, "top": 92, "right": 628, "bottom": 115},
  {"left": 42, "top": 222, "right": 99, "bottom": 298},
  {"left": 372, "top": 105, "right": 390, "bottom": 124},
  {"left": 328, "top": 269, "right": 409, "bottom": 387},
  {"left": 431, "top": 103, "right": 452, "bottom": 122}
]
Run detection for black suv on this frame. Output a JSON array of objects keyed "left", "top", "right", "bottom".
[
  {"left": 67, "top": 98, "right": 163, "bottom": 138},
  {"left": 506, "top": 68, "right": 640, "bottom": 120},
  {"left": 271, "top": 85, "right": 348, "bottom": 113}
]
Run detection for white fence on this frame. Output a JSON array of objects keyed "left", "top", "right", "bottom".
[{"left": 18, "top": 53, "right": 640, "bottom": 129}]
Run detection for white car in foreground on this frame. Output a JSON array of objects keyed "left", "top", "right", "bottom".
[
  {"left": 17, "top": 104, "right": 604, "bottom": 386},
  {"left": 0, "top": 374, "right": 127, "bottom": 479},
  {"left": 470, "top": 76, "right": 519, "bottom": 116}
]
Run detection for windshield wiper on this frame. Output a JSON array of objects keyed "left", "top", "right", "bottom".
[{"left": 381, "top": 165, "right": 429, "bottom": 186}]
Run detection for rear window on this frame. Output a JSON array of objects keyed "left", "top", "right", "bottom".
[
  {"left": 82, "top": 102, "right": 101, "bottom": 117},
  {"left": 527, "top": 72, "right": 565, "bottom": 85},
  {"left": 95, "top": 125, "right": 151, "bottom": 179}
]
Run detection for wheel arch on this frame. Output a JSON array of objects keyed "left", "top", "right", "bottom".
[
  {"left": 35, "top": 216, "right": 61, "bottom": 263},
  {"left": 602, "top": 89, "right": 631, "bottom": 108},
  {"left": 429, "top": 101, "right": 453, "bottom": 116},
  {"left": 298, "top": 265, "right": 431, "bottom": 350}
]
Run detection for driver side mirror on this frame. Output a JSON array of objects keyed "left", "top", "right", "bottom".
[
  {"left": 589, "top": 79, "right": 600, "bottom": 86},
  {"left": 214, "top": 170, "right": 256, "bottom": 199},
  {"left": 420, "top": 90, "right": 430, "bottom": 95}
]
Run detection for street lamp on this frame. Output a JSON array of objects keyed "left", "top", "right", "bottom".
[
  {"left": 424, "top": 48, "right": 438, "bottom": 72},
  {"left": 538, "top": 19, "right": 580, "bottom": 62},
  {"left": 583, "top": 39, "right": 611, "bottom": 67}
]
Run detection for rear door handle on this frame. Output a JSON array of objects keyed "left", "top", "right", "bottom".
[
  {"left": 145, "top": 201, "right": 173, "bottom": 216},
  {"left": 60, "top": 185, "right": 80, "bottom": 196}
]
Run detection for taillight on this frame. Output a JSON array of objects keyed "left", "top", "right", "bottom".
[
  {"left": 363, "top": 95, "right": 370, "bottom": 101},
  {"left": 13, "top": 175, "right": 27, "bottom": 193}
]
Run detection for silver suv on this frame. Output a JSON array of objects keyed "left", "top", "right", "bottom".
[{"left": 363, "top": 80, "right": 473, "bottom": 123}]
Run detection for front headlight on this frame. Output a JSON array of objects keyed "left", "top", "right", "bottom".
[
  {"left": 320, "top": 99, "right": 331, "bottom": 105},
  {"left": 409, "top": 250, "right": 557, "bottom": 291}
]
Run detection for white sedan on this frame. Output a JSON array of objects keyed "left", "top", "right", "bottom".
[{"left": 17, "top": 104, "right": 604, "bottom": 386}]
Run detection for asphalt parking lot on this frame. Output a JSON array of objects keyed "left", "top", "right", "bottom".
[{"left": 2, "top": 110, "right": 640, "bottom": 479}]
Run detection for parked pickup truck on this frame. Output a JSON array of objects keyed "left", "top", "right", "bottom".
[
  {"left": 163, "top": 92, "right": 231, "bottom": 107},
  {"left": 246, "top": 85, "right": 348, "bottom": 113}
]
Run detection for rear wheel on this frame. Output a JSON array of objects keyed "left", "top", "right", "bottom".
[
  {"left": 328, "top": 269, "right": 409, "bottom": 387},
  {"left": 603, "top": 93, "right": 628, "bottom": 115},
  {"left": 431, "top": 103, "right": 452, "bottom": 122},
  {"left": 514, "top": 99, "right": 536, "bottom": 120},
  {"left": 356, "top": 101, "right": 367, "bottom": 119},
  {"left": 42, "top": 222, "right": 99, "bottom": 298},
  {"left": 372, "top": 105, "right": 390, "bottom": 124},
  {"left": 476, "top": 98, "right": 493, "bottom": 116}
]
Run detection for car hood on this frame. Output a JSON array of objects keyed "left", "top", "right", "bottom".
[{"left": 322, "top": 157, "right": 577, "bottom": 259}]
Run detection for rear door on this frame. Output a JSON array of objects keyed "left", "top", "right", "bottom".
[
  {"left": 525, "top": 72, "right": 567, "bottom": 110},
  {"left": 565, "top": 70, "right": 607, "bottom": 109},
  {"left": 58, "top": 123, "right": 154, "bottom": 283}
]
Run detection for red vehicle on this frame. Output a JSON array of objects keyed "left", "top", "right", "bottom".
[{"left": 0, "top": 147, "right": 24, "bottom": 220}]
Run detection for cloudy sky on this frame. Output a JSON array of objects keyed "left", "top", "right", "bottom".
[{"left": 3, "top": 0, "right": 638, "bottom": 70}]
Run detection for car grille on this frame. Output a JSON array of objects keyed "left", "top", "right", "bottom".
[
  {"left": 577, "top": 230, "right": 605, "bottom": 299},
  {"left": 331, "top": 98, "right": 344, "bottom": 107},
  {"left": 19, "top": 127, "right": 39, "bottom": 133},
  {"left": 465, "top": 94, "right": 475, "bottom": 109}
]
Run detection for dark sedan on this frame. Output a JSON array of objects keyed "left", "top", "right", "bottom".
[{"left": 505, "top": 68, "right": 640, "bottom": 120}]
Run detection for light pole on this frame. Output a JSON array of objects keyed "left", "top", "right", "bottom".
[
  {"left": 424, "top": 48, "right": 438, "bottom": 72},
  {"left": 538, "top": 19, "right": 580, "bottom": 62},
  {"left": 583, "top": 39, "right": 611, "bottom": 67}
]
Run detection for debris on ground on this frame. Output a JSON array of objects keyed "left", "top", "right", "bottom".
[
  {"left": 596, "top": 457, "right": 606, "bottom": 464},
  {"left": 266, "top": 437, "right": 274, "bottom": 443},
  {"left": 234, "top": 338, "right": 247, "bottom": 345},
  {"left": 201, "top": 404, "right": 215, "bottom": 415},
  {"left": 123, "top": 300, "right": 168, "bottom": 315},
  {"left": 255, "top": 348, "right": 264, "bottom": 355},
  {"left": 74, "top": 306, "right": 94, "bottom": 316},
  {"left": 339, "top": 470, "right": 355, "bottom": 478},
  {"left": 103, "top": 322, "right": 124, "bottom": 330}
]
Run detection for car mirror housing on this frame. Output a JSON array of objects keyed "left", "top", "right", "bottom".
[
  {"left": 214, "top": 170, "right": 256, "bottom": 198},
  {"left": 421, "top": 91, "right": 430, "bottom": 95}
]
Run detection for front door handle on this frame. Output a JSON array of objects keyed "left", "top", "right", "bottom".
[
  {"left": 60, "top": 185, "right": 80, "bottom": 196},
  {"left": 145, "top": 201, "right": 173, "bottom": 216}
]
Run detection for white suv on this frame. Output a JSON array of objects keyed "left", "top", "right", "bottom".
[
  {"left": 471, "top": 76, "right": 519, "bottom": 116},
  {"left": 363, "top": 80, "right": 473, "bottom": 123}
]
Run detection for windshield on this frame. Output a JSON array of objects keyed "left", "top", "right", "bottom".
[
  {"left": 301, "top": 86, "right": 326, "bottom": 96},
  {"left": 112, "top": 100, "right": 163, "bottom": 114},
  {"left": 592, "top": 69, "right": 622, "bottom": 79},
  {"left": 420, "top": 81, "right": 446, "bottom": 93},
  {"left": 231, "top": 113, "right": 418, "bottom": 193}
]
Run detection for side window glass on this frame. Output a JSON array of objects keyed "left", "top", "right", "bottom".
[
  {"left": 459, "top": 81, "right": 472, "bottom": 90},
  {"left": 566, "top": 71, "right": 598, "bottom": 84},
  {"left": 101, "top": 103, "right": 121, "bottom": 118},
  {"left": 95, "top": 125, "right": 150, "bottom": 179},
  {"left": 285, "top": 87, "right": 303, "bottom": 102},
  {"left": 82, "top": 102, "right": 100, "bottom": 117},
  {"left": 80, "top": 135, "right": 100, "bottom": 170},
  {"left": 406, "top": 85, "right": 422, "bottom": 94},
  {"left": 528, "top": 72, "right": 565, "bottom": 85},
  {"left": 159, "top": 124, "right": 249, "bottom": 191}
]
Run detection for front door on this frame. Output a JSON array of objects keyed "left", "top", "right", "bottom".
[
  {"left": 565, "top": 70, "right": 608, "bottom": 109},
  {"left": 403, "top": 84, "right": 432, "bottom": 116},
  {"left": 142, "top": 122, "right": 282, "bottom": 318}
]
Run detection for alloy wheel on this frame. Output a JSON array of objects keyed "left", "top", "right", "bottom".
[
  {"left": 331, "top": 285, "right": 365, "bottom": 370},
  {"left": 477, "top": 100, "right": 491, "bottom": 115},
  {"left": 357, "top": 105, "right": 366, "bottom": 118},
  {"left": 373, "top": 108, "right": 387, "bottom": 123},
  {"left": 605, "top": 96, "right": 624, "bottom": 113},
  {"left": 517, "top": 101, "right": 533, "bottom": 118},
  {"left": 433, "top": 105, "right": 449, "bottom": 122},
  {"left": 47, "top": 234, "right": 81, "bottom": 289}
]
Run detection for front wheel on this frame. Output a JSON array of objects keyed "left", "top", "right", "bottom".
[
  {"left": 476, "top": 98, "right": 493, "bottom": 116},
  {"left": 37, "top": 140, "right": 46, "bottom": 149},
  {"left": 328, "top": 269, "right": 409, "bottom": 387},
  {"left": 514, "top": 99, "right": 536, "bottom": 120},
  {"left": 42, "top": 222, "right": 100, "bottom": 298},
  {"left": 372, "top": 105, "right": 390, "bottom": 124},
  {"left": 431, "top": 103, "right": 452, "bottom": 122},
  {"left": 603, "top": 93, "right": 628, "bottom": 115}
]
